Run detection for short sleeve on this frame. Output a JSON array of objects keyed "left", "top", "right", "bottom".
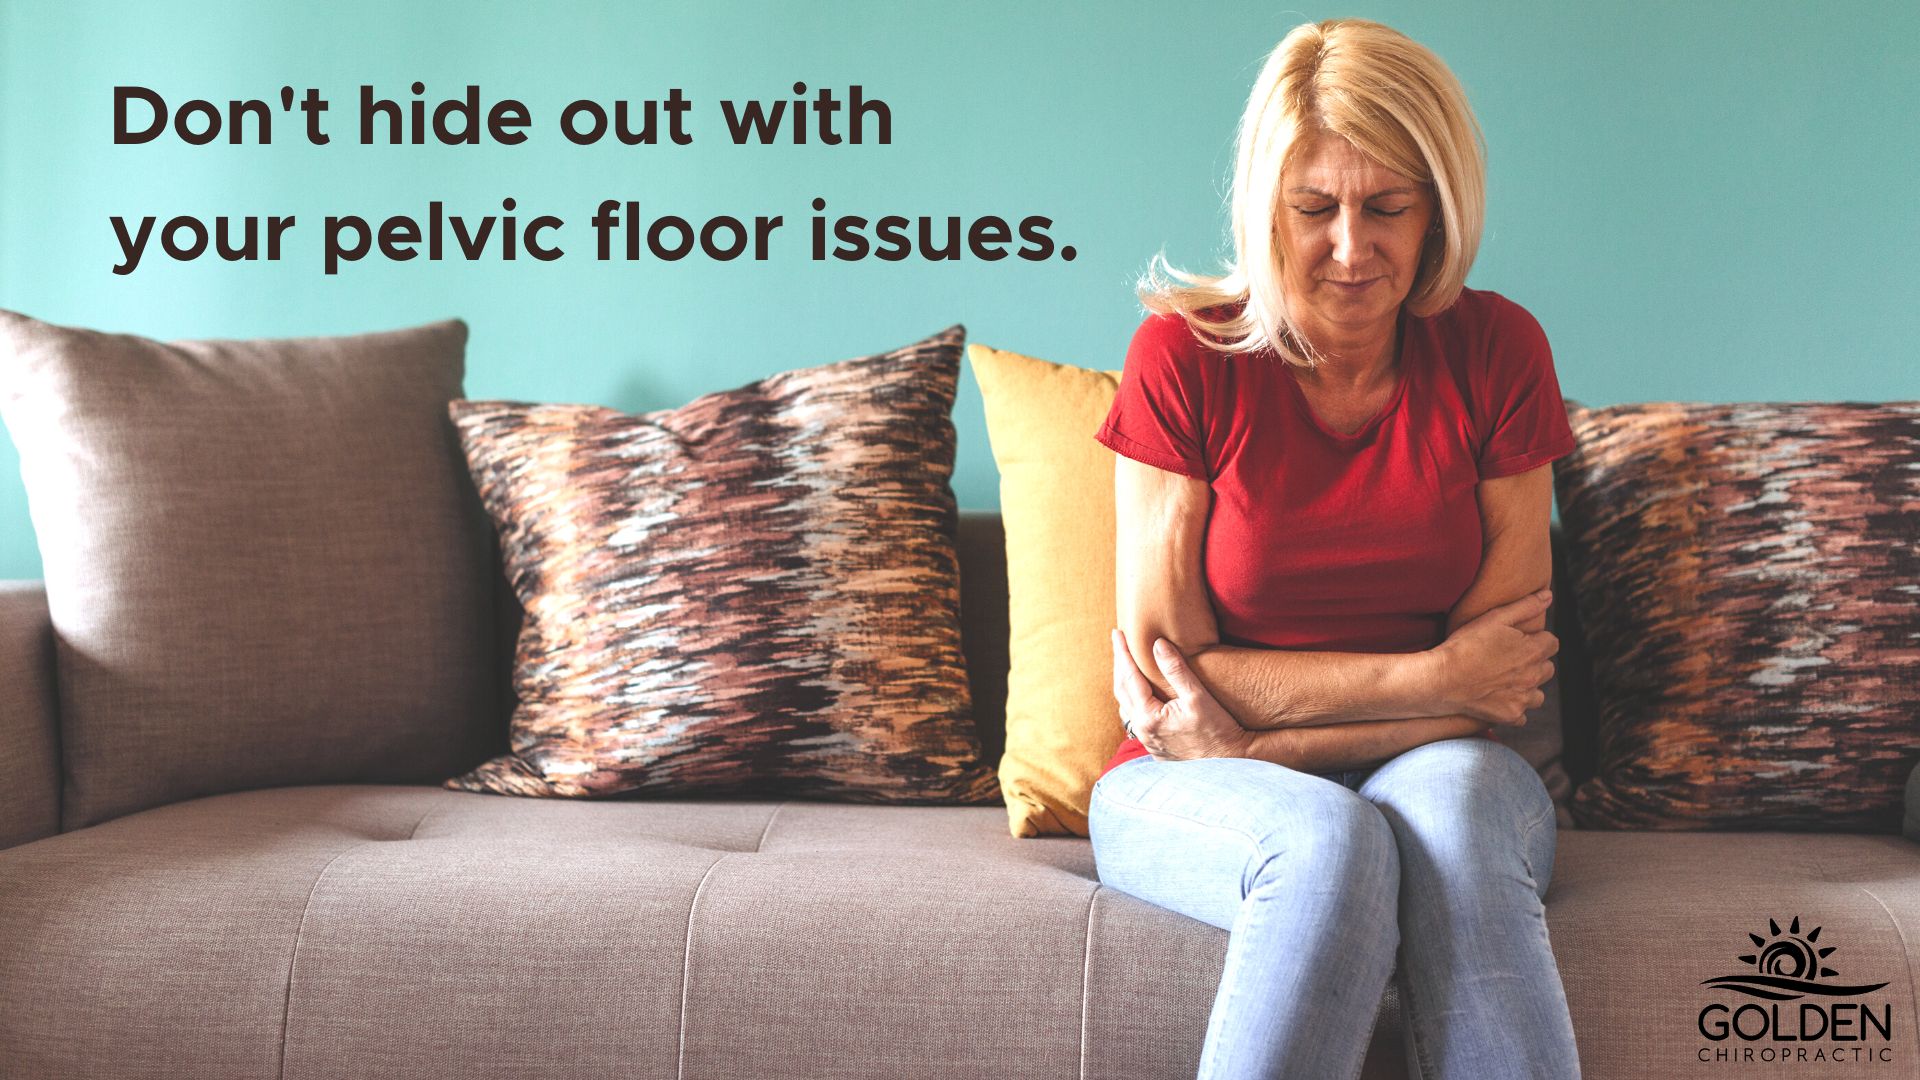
[
  {"left": 1476, "top": 297, "right": 1577, "bottom": 480},
  {"left": 1095, "top": 314, "right": 1209, "bottom": 480}
]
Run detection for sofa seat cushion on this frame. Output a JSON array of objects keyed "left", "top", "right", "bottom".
[
  {"left": 0, "top": 786, "right": 1208, "bottom": 1080},
  {"left": 3, "top": 788, "right": 1917, "bottom": 1080},
  {"left": 1544, "top": 831, "right": 1920, "bottom": 1078}
]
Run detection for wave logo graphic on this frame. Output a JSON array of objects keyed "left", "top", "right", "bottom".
[{"left": 1700, "top": 916, "right": 1890, "bottom": 1001}]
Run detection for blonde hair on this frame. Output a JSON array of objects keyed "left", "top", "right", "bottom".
[{"left": 1139, "top": 18, "right": 1487, "bottom": 367}]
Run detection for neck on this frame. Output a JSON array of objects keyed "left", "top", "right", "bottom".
[{"left": 1288, "top": 312, "right": 1400, "bottom": 390}]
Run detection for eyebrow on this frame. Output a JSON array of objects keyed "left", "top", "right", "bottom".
[{"left": 1287, "top": 186, "right": 1421, "bottom": 198}]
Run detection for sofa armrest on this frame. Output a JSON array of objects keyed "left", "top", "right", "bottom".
[{"left": 0, "top": 582, "right": 59, "bottom": 849}]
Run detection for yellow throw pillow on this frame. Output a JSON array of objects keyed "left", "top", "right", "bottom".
[{"left": 969, "top": 342, "right": 1126, "bottom": 838}]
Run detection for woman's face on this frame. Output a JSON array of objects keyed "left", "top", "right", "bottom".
[{"left": 1275, "top": 131, "right": 1437, "bottom": 338}]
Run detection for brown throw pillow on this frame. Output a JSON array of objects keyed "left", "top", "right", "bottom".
[
  {"left": 0, "top": 310, "right": 504, "bottom": 829},
  {"left": 446, "top": 325, "right": 1000, "bottom": 804},
  {"left": 1553, "top": 399, "right": 1920, "bottom": 832}
]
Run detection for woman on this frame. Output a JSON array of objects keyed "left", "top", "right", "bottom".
[{"left": 1088, "top": 17, "right": 1582, "bottom": 1080}]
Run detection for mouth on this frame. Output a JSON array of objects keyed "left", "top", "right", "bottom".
[{"left": 1325, "top": 278, "right": 1379, "bottom": 291}]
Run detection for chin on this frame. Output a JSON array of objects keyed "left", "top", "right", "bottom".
[{"left": 1317, "top": 293, "right": 1390, "bottom": 317}]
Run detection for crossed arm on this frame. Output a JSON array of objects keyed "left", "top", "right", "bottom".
[{"left": 1113, "top": 452, "right": 1557, "bottom": 773}]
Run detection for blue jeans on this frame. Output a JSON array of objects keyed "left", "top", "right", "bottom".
[{"left": 1088, "top": 734, "right": 1579, "bottom": 1080}]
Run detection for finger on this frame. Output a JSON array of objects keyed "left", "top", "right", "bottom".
[
  {"left": 1151, "top": 637, "right": 1200, "bottom": 696},
  {"left": 1112, "top": 629, "right": 1157, "bottom": 709},
  {"left": 1499, "top": 588, "right": 1553, "bottom": 619}
]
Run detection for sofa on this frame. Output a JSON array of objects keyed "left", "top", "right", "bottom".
[{"left": 3, "top": 499, "right": 1918, "bottom": 1080}]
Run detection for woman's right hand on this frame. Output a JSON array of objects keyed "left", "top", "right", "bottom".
[{"left": 1430, "top": 589, "right": 1559, "bottom": 728}]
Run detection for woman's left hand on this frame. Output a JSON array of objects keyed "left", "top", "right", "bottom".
[{"left": 1110, "top": 629, "right": 1252, "bottom": 761}]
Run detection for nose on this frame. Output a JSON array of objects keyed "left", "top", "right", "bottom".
[{"left": 1330, "top": 206, "right": 1366, "bottom": 269}]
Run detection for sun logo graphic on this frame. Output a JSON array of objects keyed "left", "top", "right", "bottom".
[
  {"left": 1695, "top": 914, "right": 1897, "bottom": 1064},
  {"left": 1701, "top": 915, "right": 1889, "bottom": 1001}
]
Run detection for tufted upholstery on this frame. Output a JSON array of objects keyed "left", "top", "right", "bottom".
[
  {"left": 4, "top": 784, "right": 1920, "bottom": 1079},
  {"left": 4, "top": 513, "right": 1919, "bottom": 1080},
  {"left": 0, "top": 785, "right": 1186, "bottom": 1079}
]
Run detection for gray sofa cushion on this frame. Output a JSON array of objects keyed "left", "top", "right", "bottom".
[
  {"left": 0, "top": 312, "right": 506, "bottom": 829},
  {"left": 3, "top": 786, "right": 1915, "bottom": 1080},
  {"left": 0, "top": 582, "right": 57, "bottom": 850}
]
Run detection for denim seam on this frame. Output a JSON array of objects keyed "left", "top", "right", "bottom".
[
  {"left": 1397, "top": 952, "right": 1440, "bottom": 1080},
  {"left": 1339, "top": 991, "right": 1382, "bottom": 1080},
  {"left": 1396, "top": 804, "right": 1558, "bottom": 1080},
  {"left": 1094, "top": 768, "right": 1420, "bottom": 1079},
  {"left": 1096, "top": 781, "right": 1346, "bottom": 1076},
  {"left": 1091, "top": 784, "right": 1285, "bottom": 903},
  {"left": 1520, "top": 802, "right": 1554, "bottom": 886}
]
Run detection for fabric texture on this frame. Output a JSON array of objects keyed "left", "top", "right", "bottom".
[
  {"left": 1090, "top": 738, "right": 1575, "bottom": 1079},
  {"left": 1554, "top": 399, "right": 1920, "bottom": 831},
  {"left": 970, "top": 331, "right": 1573, "bottom": 840},
  {"left": 970, "top": 343, "right": 1129, "bottom": 837},
  {"left": 1096, "top": 288, "right": 1577, "bottom": 775},
  {"left": 0, "top": 583, "right": 58, "bottom": 851},
  {"left": 0, "top": 309, "right": 504, "bottom": 830},
  {"left": 952, "top": 511, "right": 1012, "bottom": 771},
  {"left": 446, "top": 324, "right": 999, "bottom": 804},
  {"left": 5, "top": 782, "right": 1920, "bottom": 1080},
  {"left": 1906, "top": 761, "right": 1920, "bottom": 843}
]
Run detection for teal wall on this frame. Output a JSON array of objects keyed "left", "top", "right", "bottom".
[{"left": 2, "top": 1, "right": 1916, "bottom": 579}]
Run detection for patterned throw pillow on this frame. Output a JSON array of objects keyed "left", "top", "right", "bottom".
[
  {"left": 1553, "top": 399, "right": 1920, "bottom": 832},
  {"left": 444, "top": 325, "right": 1000, "bottom": 804}
]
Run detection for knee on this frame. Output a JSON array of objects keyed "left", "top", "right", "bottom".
[
  {"left": 1381, "top": 737, "right": 1552, "bottom": 835},
  {"left": 1248, "top": 790, "right": 1399, "bottom": 908},
  {"left": 1484, "top": 739, "right": 1555, "bottom": 829}
]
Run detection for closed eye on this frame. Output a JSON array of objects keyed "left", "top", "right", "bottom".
[{"left": 1296, "top": 207, "right": 1409, "bottom": 217}]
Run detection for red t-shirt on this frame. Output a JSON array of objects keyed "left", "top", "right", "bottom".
[{"left": 1095, "top": 287, "right": 1577, "bottom": 777}]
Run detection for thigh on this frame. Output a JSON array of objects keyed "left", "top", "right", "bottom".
[
  {"left": 1354, "top": 735, "right": 1557, "bottom": 898},
  {"left": 1088, "top": 754, "right": 1387, "bottom": 932}
]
